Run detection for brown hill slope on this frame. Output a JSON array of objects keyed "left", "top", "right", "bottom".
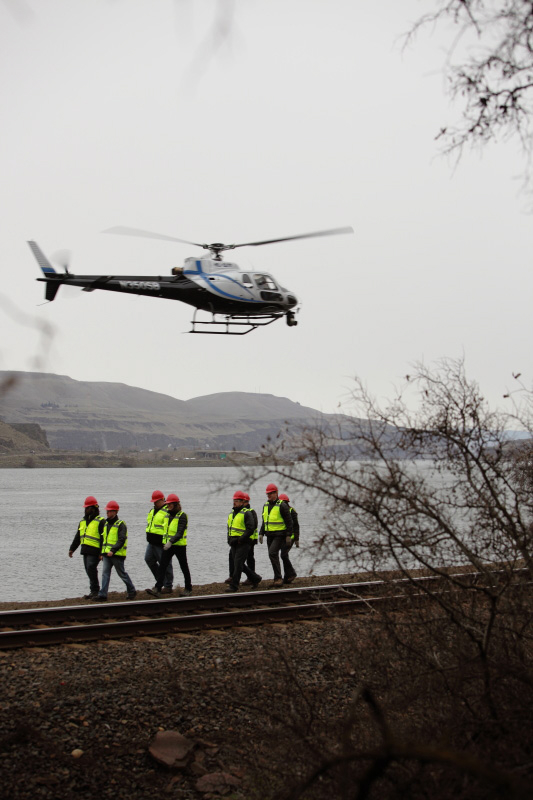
[
  {"left": 0, "top": 372, "right": 333, "bottom": 452},
  {"left": 0, "top": 420, "right": 49, "bottom": 453},
  {"left": 184, "top": 392, "right": 321, "bottom": 420}
]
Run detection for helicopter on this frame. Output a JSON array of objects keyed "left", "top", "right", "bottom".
[{"left": 29, "top": 225, "right": 353, "bottom": 334}]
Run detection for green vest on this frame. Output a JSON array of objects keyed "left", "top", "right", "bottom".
[
  {"left": 227, "top": 508, "right": 247, "bottom": 538},
  {"left": 289, "top": 506, "right": 295, "bottom": 541},
  {"left": 146, "top": 507, "right": 167, "bottom": 537},
  {"left": 262, "top": 500, "right": 287, "bottom": 533},
  {"left": 102, "top": 519, "right": 127, "bottom": 556},
  {"left": 248, "top": 507, "right": 258, "bottom": 541},
  {"left": 79, "top": 516, "right": 103, "bottom": 550},
  {"left": 164, "top": 511, "right": 187, "bottom": 546}
]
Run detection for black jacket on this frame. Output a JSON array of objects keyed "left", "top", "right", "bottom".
[{"left": 290, "top": 507, "right": 300, "bottom": 543}]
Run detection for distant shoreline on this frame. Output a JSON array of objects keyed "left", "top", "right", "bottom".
[{"left": 0, "top": 453, "right": 267, "bottom": 469}]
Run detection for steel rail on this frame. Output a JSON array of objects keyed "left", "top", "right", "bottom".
[
  {"left": 0, "top": 593, "right": 401, "bottom": 650},
  {"left": 0, "top": 580, "right": 403, "bottom": 628},
  {"left": 0, "top": 568, "right": 515, "bottom": 628},
  {"left": 0, "top": 567, "right": 526, "bottom": 651}
]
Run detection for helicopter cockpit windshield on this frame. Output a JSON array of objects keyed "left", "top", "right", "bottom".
[{"left": 253, "top": 274, "right": 277, "bottom": 290}]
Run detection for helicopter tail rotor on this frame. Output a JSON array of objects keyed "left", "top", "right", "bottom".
[{"left": 51, "top": 249, "right": 71, "bottom": 275}]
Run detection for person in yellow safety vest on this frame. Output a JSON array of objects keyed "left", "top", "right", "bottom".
[
  {"left": 259, "top": 483, "right": 294, "bottom": 586},
  {"left": 225, "top": 491, "right": 259, "bottom": 585},
  {"left": 145, "top": 489, "right": 173, "bottom": 593},
  {"left": 69, "top": 495, "right": 105, "bottom": 600},
  {"left": 225, "top": 490, "right": 262, "bottom": 593},
  {"left": 147, "top": 493, "right": 193, "bottom": 598},
  {"left": 93, "top": 500, "right": 137, "bottom": 602},
  {"left": 278, "top": 493, "right": 299, "bottom": 584},
  {"left": 240, "top": 492, "right": 260, "bottom": 586}
]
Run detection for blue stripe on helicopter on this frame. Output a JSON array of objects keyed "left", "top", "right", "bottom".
[{"left": 182, "top": 260, "right": 262, "bottom": 303}]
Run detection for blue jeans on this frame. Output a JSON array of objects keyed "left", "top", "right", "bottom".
[
  {"left": 83, "top": 553, "right": 100, "bottom": 594},
  {"left": 99, "top": 555, "right": 135, "bottom": 598},
  {"left": 145, "top": 543, "right": 173, "bottom": 589}
]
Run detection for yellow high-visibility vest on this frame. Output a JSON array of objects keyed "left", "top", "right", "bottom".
[
  {"left": 146, "top": 507, "right": 167, "bottom": 536},
  {"left": 248, "top": 507, "right": 258, "bottom": 541},
  {"left": 262, "top": 500, "right": 287, "bottom": 533},
  {"left": 164, "top": 511, "right": 188, "bottom": 546},
  {"left": 101, "top": 519, "right": 127, "bottom": 557},
  {"left": 78, "top": 516, "right": 103, "bottom": 550},
  {"left": 227, "top": 509, "right": 247, "bottom": 538}
]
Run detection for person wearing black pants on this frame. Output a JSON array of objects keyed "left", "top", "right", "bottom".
[
  {"left": 260, "top": 483, "right": 294, "bottom": 586},
  {"left": 278, "top": 493, "right": 299, "bottom": 584},
  {"left": 225, "top": 490, "right": 262, "bottom": 593},
  {"left": 147, "top": 493, "right": 192, "bottom": 598},
  {"left": 69, "top": 496, "right": 105, "bottom": 600},
  {"left": 241, "top": 492, "right": 259, "bottom": 584},
  {"left": 228, "top": 492, "right": 259, "bottom": 585}
]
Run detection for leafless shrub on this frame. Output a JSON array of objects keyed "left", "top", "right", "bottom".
[
  {"left": 232, "top": 358, "right": 533, "bottom": 797},
  {"left": 227, "top": 606, "right": 532, "bottom": 799},
  {"left": 407, "top": 1, "right": 533, "bottom": 184}
]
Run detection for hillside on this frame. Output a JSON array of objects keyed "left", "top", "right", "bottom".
[
  {"left": 0, "top": 371, "right": 335, "bottom": 453},
  {"left": 184, "top": 392, "right": 320, "bottom": 420},
  {"left": 0, "top": 420, "right": 49, "bottom": 453}
]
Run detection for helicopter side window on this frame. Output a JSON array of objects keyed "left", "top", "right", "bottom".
[
  {"left": 254, "top": 274, "right": 277, "bottom": 290},
  {"left": 241, "top": 273, "right": 254, "bottom": 288}
]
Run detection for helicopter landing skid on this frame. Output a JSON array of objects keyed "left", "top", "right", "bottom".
[{"left": 190, "top": 310, "right": 283, "bottom": 335}]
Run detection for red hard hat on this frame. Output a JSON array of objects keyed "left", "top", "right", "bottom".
[
  {"left": 233, "top": 490, "right": 247, "bottom": 501},
  {"left": 166, "top": 493, "right": 180, "bottom": 504},
  {"left": 243, "top": 492, "right": 250, "bottom": 502},
  {"left": 106, "top": 500, "right": 119, "bottom": 511},
  {"left": 266, "top": 483, "right": 278, "bottom": 494},
  {"left": 279, "top": 493, "right": 289, "bottom": 502},
  {"left": 84, "top": 496, "right": 98, "bottom": 508},
  {"left": 151, "top": 490, "right": 165, "bottom": 502}
]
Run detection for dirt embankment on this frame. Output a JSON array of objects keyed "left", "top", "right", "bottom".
[{"left": 0, "top": 572, "right": 361, "bottom": 611}]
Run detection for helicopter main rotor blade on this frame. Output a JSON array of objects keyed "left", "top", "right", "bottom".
[
  {"left": 230, "top": 226, "right": 354, "bottom": 250},
  {"left": 103, "top": 226, "right": 205, "bottom": 249}
]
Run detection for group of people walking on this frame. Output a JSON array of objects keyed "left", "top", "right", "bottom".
[
  {"left": 225, "top": 483, "right": 300, "bottom": 592},
  {"left": 69, "top": 483, "right": 300, "bottom": 601}
]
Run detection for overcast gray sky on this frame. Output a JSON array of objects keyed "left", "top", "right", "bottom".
[{"left": 1, "top": 0, "right": 531, "bottom": 414}]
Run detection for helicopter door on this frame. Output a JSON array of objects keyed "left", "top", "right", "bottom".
[{"left": 206, "top": 272, "right": 254, "bottom": 300}]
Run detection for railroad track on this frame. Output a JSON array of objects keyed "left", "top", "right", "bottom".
[{"left": 0, "top": 569, "right": 526, "bottom": 650}]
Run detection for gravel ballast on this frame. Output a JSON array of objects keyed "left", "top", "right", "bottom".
[{"left": 0, "top": 574, "right": 363, "bottom": 800}]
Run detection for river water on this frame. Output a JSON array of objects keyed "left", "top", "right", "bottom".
[{"left": 0, "top": 467, "right": 333, "bottom": 603}]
